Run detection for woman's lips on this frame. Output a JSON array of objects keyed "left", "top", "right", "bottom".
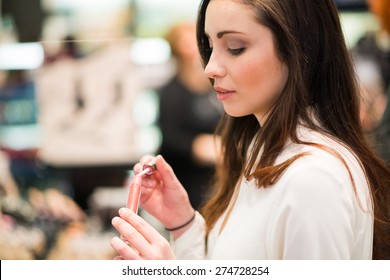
[{"left": 214, "top": 87, "right": 235, "bottom": 101}]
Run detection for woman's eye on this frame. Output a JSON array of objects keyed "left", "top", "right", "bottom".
[{"left": 228, "top": 48, "right": 245, "bottom": 56}]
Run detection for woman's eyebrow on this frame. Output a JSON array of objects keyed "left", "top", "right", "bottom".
[
  {"left": 205, "top": 30, "right": 244, "bottom": 39},
  {"left": 217, "top": 30, "right": 244, "bottom": 38}
]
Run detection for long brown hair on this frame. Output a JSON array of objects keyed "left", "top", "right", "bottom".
[{"left": 197, "top": 0, "right": 390, "bottom": 259}]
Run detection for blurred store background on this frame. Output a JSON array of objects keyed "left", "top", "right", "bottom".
[{"left": 0, "top": 0, "right": 383, "bottom": 259}]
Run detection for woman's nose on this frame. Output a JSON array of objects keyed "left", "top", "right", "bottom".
[{"left": 204, "top": 53, "right": 225, "bottom": 79}]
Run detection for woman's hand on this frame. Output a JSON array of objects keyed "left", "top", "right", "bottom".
[
  {"left": 111, "top": 207, "right": 175, "bottom": 260},
  {"left": 133, "top": 155, "right": 195, "bottom": 238}
]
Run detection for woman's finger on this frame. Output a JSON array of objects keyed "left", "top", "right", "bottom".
[
  {"left": 118, "top": 208, "right": 173, "bottom": 259},
  {"left": 111, "top": 215, "right": 151, "bottom": 257},
  {"left": 118, "top": 208, "right": 164, "bottom": 244},
  {"left": 110, "top": 236, "right": 143, "bottom": 260},
  {"left": 154, "top": 155, "right": 182, "bottom": 190}
]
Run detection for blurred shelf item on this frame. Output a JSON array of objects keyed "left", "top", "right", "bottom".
[
  {"left": 0, "top": 43, "right": 44, "bottom": 70},
  {"left": 35, "top": 42, "right": 165, "bottom": 167},
  {"left": 0, "top": 223, "right": 46, "bottom": 260},
  {"left": 45, "top": 222, "right": 116, "bottom": 260}
]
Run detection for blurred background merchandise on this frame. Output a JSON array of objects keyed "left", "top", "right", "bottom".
[{"left": 0, "top": 0, "right": 384, "bottom": 259}]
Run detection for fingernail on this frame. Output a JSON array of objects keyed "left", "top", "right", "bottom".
[
  {"left": 119, "top": 207, "right": 129, "bottom": 216},
  {"left": 112, "top": 216, "right": 120, "bottom": 225},
  {"left": 111, "top": 236, "right": 122, "bottom": 247}
]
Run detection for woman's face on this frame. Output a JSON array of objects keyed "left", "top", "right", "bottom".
[{"left": 204, "top": 0, "right": 288, "bottom": 124}]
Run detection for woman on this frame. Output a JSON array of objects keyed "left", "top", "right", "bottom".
[
  {"left": 111, "top": 0, "right": 390, "bottom": 259},
  {"left": 353, "top": 0, "right": 390, "bottom": 90},
  {"left": 352, "top": 0, "right": 390, "bottom": 163}
]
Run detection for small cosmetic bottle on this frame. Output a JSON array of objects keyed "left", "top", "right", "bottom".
[
  {"left": 126, "top": 172, "right": 142, "bottom": 214},
  {"left": 125, "top": 160, "right": 157, "bottom": 214}
]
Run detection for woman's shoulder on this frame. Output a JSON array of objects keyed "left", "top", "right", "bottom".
[
  {"left": 278, "top": 128, "right": 369, "bottom": 196},
  {"left": 299, "top": 128, "right": 359, "bottom": 159}
]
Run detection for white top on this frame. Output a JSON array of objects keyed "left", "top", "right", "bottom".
[{"left": 172, "top": 125, "right": 374, "bottom": 259}]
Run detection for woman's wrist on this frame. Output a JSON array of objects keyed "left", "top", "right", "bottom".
[
  {"left": 164, "top": 211, "right": 196, "bottom": 231},
  {"left": 164, "top": 210, "right": 196, "bottom": 240}
]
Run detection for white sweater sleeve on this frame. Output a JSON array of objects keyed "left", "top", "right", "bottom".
[{"left": 171, "top": 211, "right": 207, "bottom": 259}]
